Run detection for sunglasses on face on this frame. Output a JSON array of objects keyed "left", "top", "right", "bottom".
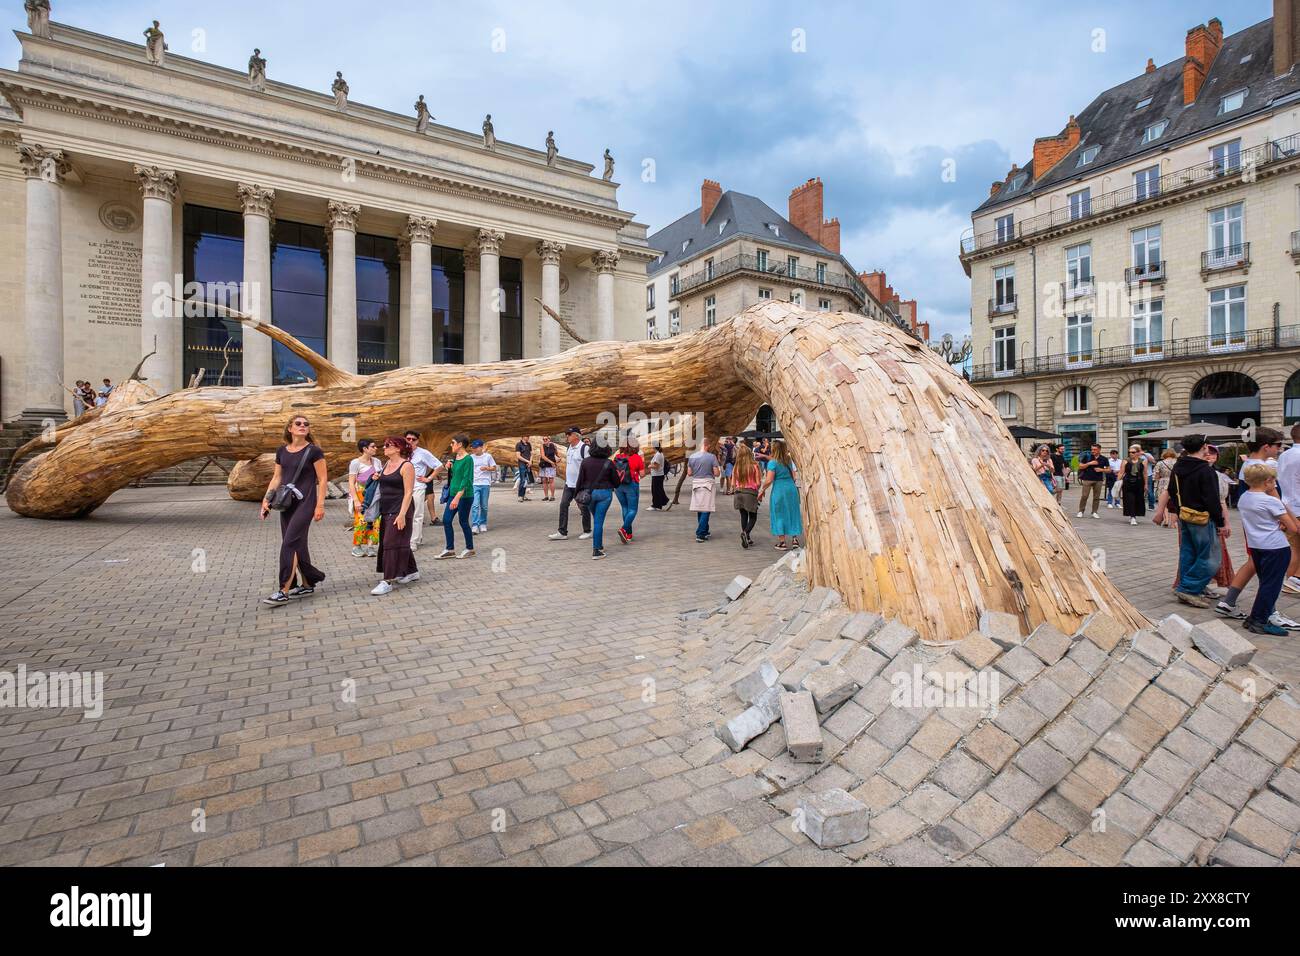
[{"left": 293, "top": 421, "right": 309, "bottom": 427}]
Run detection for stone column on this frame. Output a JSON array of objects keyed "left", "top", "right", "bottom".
[
  {"left": 538, "top": 240, "right": 566, "bottom": 357},
  {"left": 406, "top": 216, "right": 436, "bottom": 367},
  {"left": 17, "top": 145, "right": 70, "bottom": 420},
  {"left": 463, "top": 247, "right": 481, "bottom": 364},
  {"left": 397, "top": 237, "right": 411, "bottom": 367},
  {"left": 592, "top": 249, "right": 619, "bottom": 342},
  {"left": 327, "top": 200, "right": 360, "bottom": 374},
  {"left": 134, "top": 164, "right": 180, "bottom": 394},
  {"left": 237, "top": 183, "right": 274, "bottom": 387},
  {"left": 477, "top": 228, "right": 505, "bottom": 363}
]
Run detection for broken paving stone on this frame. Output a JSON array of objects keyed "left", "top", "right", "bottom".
[
  {"left": 801, "top": 665, "right": 861, "bottom": 714},
  {"left": 796, "top": 788, "right": 870, "bottom": 848},
  {"left": 1190, "top": 619, "right": 1257, "bottom": 668},
  {"left": 1075, "top": 612, "right": 1128, "bottom": 654},
  {"left": 840, "top": 611, "right": 885, "bottom": 642},
  {"left": 779, "top": 690, "right": 824, "bottom": 763},
  {"left": 979, "top": 610, "right": 1023, "bottom": 650},
  {"left": 724, "top": 575, "right": 753, "bottom": 602},
  {"left": 683, "top": 735, "right": 731, "bottom": 768},
  {"left": 1130, "top": 629, "right": 1173, "bottom": 667},
  {"left": 1156, "top": 614, "right": 1194, "bottom": 653},
  {"left": 953, "top": 630, "right": 1002, "bottom": 670},
  {"left": 779, "top": 658, "right": 821, "bottom": 694},
  {"left": 731, "top": 660, "right": 779, "bottom": 705},
  {"left": 869, "top": 620, "right": 918, "bottom": 659},
  {"left": 1024, "top": 622, "right": 1072, "bottom": 666},
  {"left": 840, "top": 645, "right": 889, "bottom": 686},
  {"left": 716, "top": 685, "right": 782, "bottom": 753}
]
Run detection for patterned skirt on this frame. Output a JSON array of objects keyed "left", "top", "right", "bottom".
[{"left": 352, "top": 483, "right": 379, "bottom": 547}]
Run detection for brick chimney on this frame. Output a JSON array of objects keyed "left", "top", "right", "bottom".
[
  {"left": 1145, "top": 57, "right": 1156, "bottom": 73},
  {"left": 700, "top": 179, "right": 722, "bottom": 224},
  {"left": 1031, "top": 115, "right": 1081, "bottom": 180},
  {"left": 1184, "top": 17, "right": 1224, "bottom": 104},
  {"left": 1277, "top": 0, "right": 1300, "bottom": 77},
  {"left": 788, "top": 178, "right": 824, "bottom": 243},
  {"left": 820, "top": 217, "right": 841, "bottom": 254}
]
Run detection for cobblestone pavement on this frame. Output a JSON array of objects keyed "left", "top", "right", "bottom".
[{"left": 0, "top": 484, "right": 1293, "bottom": 867}]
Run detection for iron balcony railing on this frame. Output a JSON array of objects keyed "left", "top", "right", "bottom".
[
  {"left": 1200, "top": 242, "right": 1251, "bottom": 273},
  {"left": 960, "top": 132, "right": 1300, "bottom": 256},
  {"left": 675, "top": 252, "right": 867, "bottom": 300},
  {"left": 988, "top": 294, "right": 1018, "bottom": 316},
  {"left": 1125, "top": 261, "right": 1166, "bottom": 284},
  {"left": 970, "top": 323, "right": 1300, "bottom": 382}
]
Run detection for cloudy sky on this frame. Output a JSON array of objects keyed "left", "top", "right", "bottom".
[{"left": 4, "top": 0, "right": 1277, "bottom": 338}]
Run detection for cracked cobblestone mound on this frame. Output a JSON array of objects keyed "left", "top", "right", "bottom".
[{"left": 678, "top": 553, "right": 1300, "bottom": 866}]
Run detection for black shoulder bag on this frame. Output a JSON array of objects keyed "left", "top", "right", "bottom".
[{"left": 267, "top": 446, "right": 312, "bottom": 511}]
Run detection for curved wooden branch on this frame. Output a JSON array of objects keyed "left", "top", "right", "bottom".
[
  {"left": 533, "top": 297, "right": 589, "bottom": 346},
  {"left": 6, "top": 302, "right": 1146, "bottom": 641}
]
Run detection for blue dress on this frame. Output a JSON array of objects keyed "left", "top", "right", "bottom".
[{"left": 767, "top": 460, "right": 803, "bottom": 537}]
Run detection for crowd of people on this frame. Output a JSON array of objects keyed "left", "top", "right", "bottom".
[
  {"left": 1028, "top": 426, "right": 1300, "bottom": 638},
  {"left": 260, "top": 420, "right": 804, "bottom": 603},
  {"left": 68, "top": 378, "right": 115, "bottom": 416}
]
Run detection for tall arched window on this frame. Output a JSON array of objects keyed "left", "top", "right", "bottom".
[{"left": 1286, "top": 370, "right": 1300, "bottom": 425}]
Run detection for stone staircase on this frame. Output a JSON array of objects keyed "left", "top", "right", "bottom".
[
  {"left": 679, "top": 553, "right": 1300, "bottom": 866},
  {"left": 0, "top": 419, "right": 46, "bottom": 493}
]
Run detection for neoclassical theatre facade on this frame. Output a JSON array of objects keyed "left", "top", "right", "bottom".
[{"left": 0, "top": 13, "right": 657, "bottom": 421}]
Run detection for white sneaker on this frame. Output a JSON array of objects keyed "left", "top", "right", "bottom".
[
  {"left": 457, "top": 549, "right": 475, "bottom": 559},
  {"left": 1268, "top": 611, "right": 1300, "bottom": 631},
  {"left": 397, "top": 571, "right": 420, "bottom": 584},
  {"left": 351, "top": 546, "right": 365, "bottom": 558},
  {"left": 579, "top": 532, "right": 592, "bottom": 540},
  {"left": 480, "top": 524, "right": 487, "bottom": 532},
  {"left": 1130, "top": 518, "right": 1137, "bottom": 526},
  {"left": 435, "top": 549, "right": 456, "bottom": 559},
  {"left": 1107, "top": 503, "right": 1114, "bottom": 509},
  {"left": 1091, "top": 512, "right": 1100, "bottom": 519},
  {"left": 371, "top": 581, "right": 393, "bottom": 595},
  {"left": 1076, "top": 512, "right": 1084, "bottom": 518},
  {"left": 548, "top": 532, "right": 568, "bottom": 540},
  {"left": 1283, "top": 576, "right": 1300, "bottom": 595}
]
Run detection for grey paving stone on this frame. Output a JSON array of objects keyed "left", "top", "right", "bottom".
[
  {"left": 932, "top": 750, "right": 992, "bottom": 800},
  {"left": 1190, "top": 619, "right": 1257, "bottom": 668},
  {"left": 985, "top": 765, "right": 1048, "bottom": 815},
  {"left": 1013, "top": 739, "right": 1074, "bottom": 788},
  {"left": 868, "top": 621, "right": 918, "bottom": 659},
  {"left": 995, "top": 646, "right": 1045, "bottom": 686},
  {"left": 979, "top": 610, "right": 1023, "bottom": 650}
]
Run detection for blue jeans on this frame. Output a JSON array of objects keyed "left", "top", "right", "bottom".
[
  {"left": 1177, "top": 521, "right": 1222, "bottom": 596},
  {"left": 614, "top": 483, "right": 638, "bottom": 534},
  {"left": 443, "top": 496, "right": 474, "bottom": 551},
  {"left": 1249, "top": 546, "right": 1290, "bottom": 624},
  {"left": 470, "top": 485, "right": 490, "bottom": 527},
  {"left": 696, "top": 511, "right": 711, "bottom": 538},
  {"left": 589, "top": 489, "right": 613, "bottom": 551}
]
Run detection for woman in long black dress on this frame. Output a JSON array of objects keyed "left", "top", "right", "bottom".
[
  {"left": 1120, "top": 444, "right": 1149, "bottom": 526},
  {"left": 372, "top": 436, "right": 419, "bottom": 595},
  {"left": 260, "top": 415, "right": 329, "bottom": 605}
]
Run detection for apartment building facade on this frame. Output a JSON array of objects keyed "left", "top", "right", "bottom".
[
  {"left": 646, "top": 178, "right": 903, "bottom": 339},
  {"left": 961, "top": 4, "right": 1300, "bottom": 456}
]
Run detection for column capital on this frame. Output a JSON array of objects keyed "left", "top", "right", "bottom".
[
  {"left": 16, "top": 144, "right": 70, "bottom": 183},
  {"left": 463, "top": 247, "right": 481, "bottom": 271},
  {"left": 133, "top": 164, "right": 178, "bottom": 202},
  {"left": 404, "top": 215, "right": 437, "bottom": 245},
  {"left": 592, "top": 249, "right": 620, "bottom": 274},
  {"left": 476, "top": 228, "right": 505, "bottom": 256},
  {"left": 236, "top": 182, "right": 275, "bottom": 219},
  {"left": 537, "top": 240, "right": 566, "bottom": 265},
  {"left": 327, "top": 199, "right": 360, "bottom": 233}
]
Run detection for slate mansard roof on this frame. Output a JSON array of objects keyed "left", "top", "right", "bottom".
[{"left": 977, "top": 17, "right": 1300, "bottom": 213}]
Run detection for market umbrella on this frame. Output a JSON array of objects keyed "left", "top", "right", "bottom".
[
  {"left": 1135, "top": 421, "right": 1246, "bottom": 441},
  {"left": 1008, "top": 425, "right": 1060, "bottom": 441}
]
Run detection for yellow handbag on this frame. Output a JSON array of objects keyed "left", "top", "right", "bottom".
[{"left": 1174, "top": 473, "right": 1209, "bottom": 526}]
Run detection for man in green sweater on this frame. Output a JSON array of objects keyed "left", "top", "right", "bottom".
[{"left": 436, "top": 435, "right": 476, "bottom": 559}]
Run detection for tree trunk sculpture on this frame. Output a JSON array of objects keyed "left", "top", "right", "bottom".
[{"left": 5, "top": 302, "right": 1147, "bottom": 641}]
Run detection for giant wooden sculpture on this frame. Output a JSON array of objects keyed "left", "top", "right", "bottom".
[{"left": 5, "top": 302, "right": 1146, "bottom": 642}]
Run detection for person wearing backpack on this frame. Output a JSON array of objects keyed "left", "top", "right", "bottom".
[
  {"left": 347, "top": 438, "right": 382, "bottom": 557},
  {"left": 612, "top": 437, "right": 645, "bottom": 544},
  {"left": 549, "top": 426, "right": 592, "bottom": 540}
]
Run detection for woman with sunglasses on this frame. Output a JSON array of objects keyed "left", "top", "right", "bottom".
[
  {"left": 372, "top": 436, "right": 420, "bottom": 595},
  {"left": 261, "top": 415, "right": 329, "bottom": 606}
]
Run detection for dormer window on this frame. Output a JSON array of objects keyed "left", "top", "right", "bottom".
[
  {"left": 1240, "top": 53, "right": 1253, "bottom": 65},
  {"left": 718, "top": 219, "right": 728, "bottom": 235},
  {"left": 1142, "top": 120, "right": 1168, "bottom": 144},
  {"left": 681, "top": 239, "right": 691, "bottom": 253},
  {"left": 1218, "top": 89, "right": 1247, "bottom": 114},
  {"left": 1134, "top": 95, "right": 1153, "bottom": 110},
  {"left": 766, "top": 223, "right": 780, "bottom": 237},
  {"left": 1008, "top": 173, "right": 1027, "bottom": 191},
  {"left": 1076, "top": 145, "right": 1100, "bottom": 167}
]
